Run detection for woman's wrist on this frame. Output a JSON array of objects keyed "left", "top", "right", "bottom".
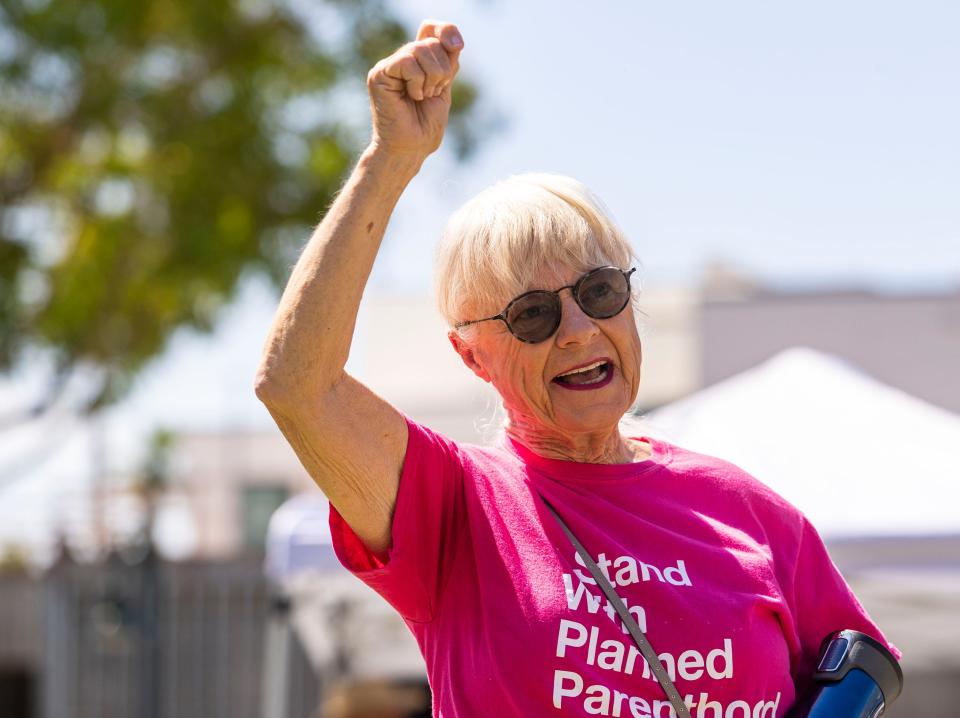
[{"left": 361, "top": 141, "right": 428, "bottom": 181}]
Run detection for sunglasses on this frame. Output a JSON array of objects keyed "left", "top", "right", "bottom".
[{"left": 455, "top": 266, "right": 637, "bottom": 344}]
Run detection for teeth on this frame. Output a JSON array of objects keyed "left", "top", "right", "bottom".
[{"left": 557, "top": 360, "right": 606, "bottom": 378}]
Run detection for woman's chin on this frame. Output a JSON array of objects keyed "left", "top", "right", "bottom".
[
  {"left": 548, "top": 396, "right": 630, "bottom": 436},
  {"left": 548, "top": 373, "right": 632, "bottom": 418}
]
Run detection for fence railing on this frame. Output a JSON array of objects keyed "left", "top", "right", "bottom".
[{"left": 3, "top": 551, "right": 319, "bottom": 718}]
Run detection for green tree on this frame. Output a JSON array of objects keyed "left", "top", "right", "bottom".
[{"left": 0, "top": 0, "right": 488, "bottom": 420}]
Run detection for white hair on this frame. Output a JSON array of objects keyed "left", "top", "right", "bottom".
[{"left": 434, "top": 173, "right": 639, "bottom": 330}]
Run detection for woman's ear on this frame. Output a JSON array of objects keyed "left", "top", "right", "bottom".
[{"left": 448, "top": 330, "right": 491, "bottom": 382}]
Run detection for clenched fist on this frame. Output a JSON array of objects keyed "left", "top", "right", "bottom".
[{"left": 367, "top": 20, "right": 464, "bottom": 160}]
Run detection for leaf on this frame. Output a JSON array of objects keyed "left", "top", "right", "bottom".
[{"left": 0, "top": 0, "right": 495, "bottom": 414}]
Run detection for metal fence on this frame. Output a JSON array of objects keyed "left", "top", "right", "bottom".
[
  {"left": 0, "top": 571, "right": 42, "bottom": 716},
  {"left": 38, "top": 550, "right": 319, "bottom": 718}
]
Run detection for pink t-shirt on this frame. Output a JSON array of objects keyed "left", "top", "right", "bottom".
[{"left": 329, "top": 417, "right": 900, "bottom": 718}]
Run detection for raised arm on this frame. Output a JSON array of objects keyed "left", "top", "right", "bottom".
[{"left": 254, "top": 20, "right": 464, "bottom": 553}]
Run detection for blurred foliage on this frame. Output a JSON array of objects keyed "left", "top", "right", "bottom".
[
  {"left": 0, "top": 542, "right": 30, "bottom": 572},
  {"left": 0, "top": 0, "right": 488, "bottom": 415}
]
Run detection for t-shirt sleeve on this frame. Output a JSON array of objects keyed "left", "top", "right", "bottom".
[
  {"left": 786, "top": 515, "right": 902, "bottom": 697},
  {"left": 328, "top": 415, "right": 466, "bottom": 623}
]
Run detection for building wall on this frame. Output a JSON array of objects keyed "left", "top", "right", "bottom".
[
  {"left": 170, "top": 432, "right": 317, "bottom": 558},
  {"left": 701, "top": 289, "right": 960, "bottom": 412},
  {"left": 634, "top": 286, "right": 702, "bottom": 410}
]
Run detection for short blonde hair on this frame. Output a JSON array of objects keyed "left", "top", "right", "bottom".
[{"left": 434, "top": 173, "right": 638, "bottom": 329}]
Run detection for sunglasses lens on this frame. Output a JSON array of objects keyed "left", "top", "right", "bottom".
[
  {"left": 577, "top": 268, "right": 631, "bottom": 318},
  {"left": 505, "top": 292, "right": 561, "bottom": 343}
]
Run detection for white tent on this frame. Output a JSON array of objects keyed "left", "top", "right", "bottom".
[{"left": 644, "top": 347, "right": 960, "bottom": 538}]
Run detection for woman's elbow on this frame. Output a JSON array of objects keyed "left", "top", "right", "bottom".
[
  {"left": 253, "top": 366, "right": 288, "bottom": 407},
  {"left": 253, "top": 364, "right": 342, "bottom": 413}
]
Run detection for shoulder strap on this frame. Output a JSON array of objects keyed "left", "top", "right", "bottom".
[{"left": 541, "top": 496, "right": 692, "bottom": 718}]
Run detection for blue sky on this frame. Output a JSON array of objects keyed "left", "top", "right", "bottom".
[
  {"left": 3, "top": 0, "right": 959, "bottom": 556},
  {"left": 378, "top": 0, "right": 959, "bottom": 289}
]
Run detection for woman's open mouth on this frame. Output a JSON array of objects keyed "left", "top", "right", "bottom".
[{"left": 552, "top": 360, "right": 615, "bottom": 391}]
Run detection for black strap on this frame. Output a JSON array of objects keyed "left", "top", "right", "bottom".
[{"left": 541, "top": 496, "right": 692, "bottom": 718}]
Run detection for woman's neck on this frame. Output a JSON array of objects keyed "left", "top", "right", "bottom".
[{"left": 505, "top": 421, "right": 649, "bottom": 465}]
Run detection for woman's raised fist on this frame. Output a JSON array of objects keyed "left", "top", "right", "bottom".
[{"left": 366, "top": 20, "right": 464, "bottom": 159}]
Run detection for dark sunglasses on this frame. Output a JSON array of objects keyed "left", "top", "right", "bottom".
[{"left": 455, "top": 266, "right": 636, "bottom": 344}]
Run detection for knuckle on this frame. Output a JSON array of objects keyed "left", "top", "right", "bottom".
[
  {"left": 366, "top": 69, "right": 383, "bottom": 89},
  {"left": 398, "top": 53, "right": 422, "bottom": 74},
  {"left": 395, "top": 42, "right": 418, "bottom": 62},
  {"left": 413, "top": 42, "right": 439, "bottom": 64}
]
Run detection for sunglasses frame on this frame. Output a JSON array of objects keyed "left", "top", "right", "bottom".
[{"left": 455, "top": 266, "right": 637, "bottom": 344}]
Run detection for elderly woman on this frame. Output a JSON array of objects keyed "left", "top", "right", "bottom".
[{"left": 255, "top": 20, "right": 899, "bottom": 718}]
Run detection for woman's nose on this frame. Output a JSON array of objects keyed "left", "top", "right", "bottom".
[{"left": 554, "top": 292, "right": 600, "bottom": 346}]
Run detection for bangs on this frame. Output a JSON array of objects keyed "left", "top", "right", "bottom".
[{"left": 435, "top": 173, "right": 637, "bottom": 327}]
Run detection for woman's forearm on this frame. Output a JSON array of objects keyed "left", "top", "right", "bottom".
[{"left": 255, "top": 143, "right": 424, "bottom": 401}]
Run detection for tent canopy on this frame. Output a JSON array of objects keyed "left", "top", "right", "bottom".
[{"left": 645, "top": 347, "right": 960, "bottom": 538}]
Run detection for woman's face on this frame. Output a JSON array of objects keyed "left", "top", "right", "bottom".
[{"left": 450, "top": 264, "right": 642, "bottom": 441}]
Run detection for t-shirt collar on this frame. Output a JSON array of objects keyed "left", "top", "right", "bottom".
[{"left": 501, "top": 432, "right": 670, "bottom": 483}]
